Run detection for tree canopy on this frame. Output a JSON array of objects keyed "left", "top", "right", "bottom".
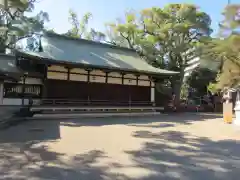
[
  {"left": 0, "top": 0, "right": 49, "bottom": 52},
  {"left": 202, "top": 4, "right": 240, "bottom": 90},
  {"left": 106, "top": 4, "right": 212, "bottom": 101},
  {"left": 187, "top": 67, "right": 217, "bottom": 97},
  {"left": 65, "top": 9, "right": 105, "bottom": 41},
  {"left": 3, "top": 1, "right": 238, "bottom": 97}
]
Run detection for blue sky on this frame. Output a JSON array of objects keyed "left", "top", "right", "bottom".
[{"left": 29, "top": 0, "right": 239, "bottom": 36}]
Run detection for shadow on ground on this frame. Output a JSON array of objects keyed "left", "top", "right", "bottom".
[
  {"left": 46, "top": 113, "right": 222, "bottom": 128},
  {"left": 1, "top": 113, "right": 238, "bottom": 179},
  {"left": 125, "top": 130, "right": 240, "bottom": 179}
]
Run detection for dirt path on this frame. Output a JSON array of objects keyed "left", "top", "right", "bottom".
[{"left": 0, "top": 114, "right": 239, "bottom": 179}]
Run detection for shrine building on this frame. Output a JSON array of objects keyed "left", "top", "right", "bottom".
[{"left": 0, "top": 32, "right": 178, "bottom": 107}]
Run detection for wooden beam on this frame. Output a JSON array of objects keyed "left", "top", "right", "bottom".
[
  {"left": 121, "top": 73, "right": 125, "bottom": 85},
  {"left": 87, "top": 70, "right": 90, "bottom": 82},
  {"left": 21, "top": 75, "right": 26, "bottom": 106},
  {"left": 67, "top": 67, "right": 70, "bottom": 81},
  {"left": 105, "top": 72, "right": 109, "bottom": 83},
  {"left": 42, "top": 64, "right": 48, "bottom": 99},
  {"left": 136, "top": 75, "right": 139, "bottom": 86}
]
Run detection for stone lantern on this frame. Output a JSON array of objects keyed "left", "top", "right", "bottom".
[{"left": 222, "top": 88, "right": 234, "bottom": 123}]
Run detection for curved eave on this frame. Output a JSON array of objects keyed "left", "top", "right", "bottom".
[
  {"left": 0, "top": 53, "right": 23, "bottom": 81},
  {"left": 0, "top": 71, "right": 22, "bottom": 81}
]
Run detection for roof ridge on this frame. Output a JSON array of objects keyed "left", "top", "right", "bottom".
[{"left": 44, "top": 31, "right": 136, "bottom": 53}]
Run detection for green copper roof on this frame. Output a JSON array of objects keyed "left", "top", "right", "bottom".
[{"left": 17, "top": 32, "right": 178, "bottom": 75}]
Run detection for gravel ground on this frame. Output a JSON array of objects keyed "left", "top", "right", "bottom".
[{"left": 0, "top": 113, "right": 240, "bottom": 180}]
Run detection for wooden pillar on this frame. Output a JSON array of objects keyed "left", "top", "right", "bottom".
[
  {"left": 121, "top": 73, "right": 125, "bottom": 85},
  {"left": 105, "top": 71, "right": 109, "bottom": 83},
  {"left": 136, "top": 75, "right": 139, "bottom": 86},
  {"left": 87, "top": 69, "right": 91, "bottom": 105},
  {"left": 149, "top": 76, "right": 155, "bottom": 106},
  {"left": 21, "top": 75, "right": 26, "bottom": 106},
  {"left": 67, "top": 67, "right": 70, "bottom": 81},
  {"left": 41, "top": 64, "right": 48, "bottom": 99}
]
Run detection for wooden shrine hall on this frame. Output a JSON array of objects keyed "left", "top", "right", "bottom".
[{"left": 1, "top": 32, "right": 178, "bottom": 110}]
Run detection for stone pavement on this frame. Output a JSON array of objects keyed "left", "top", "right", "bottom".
[{"left": 0, "top": 113, "right": 240, "bottom": 180}]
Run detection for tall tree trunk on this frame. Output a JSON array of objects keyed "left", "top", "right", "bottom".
[
  {"left": 174, "top": 69, "right": 185, "bottom": 105},
  {"left": 169, "top": 54, "right": 186, "bottom": 106},
  {"left": 4, "top": 0, "right": 8, "bottom": 9}
]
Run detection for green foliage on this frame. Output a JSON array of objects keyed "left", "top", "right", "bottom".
[
  {"left": 66, "top": 9, "right": 105, "bottom": 41},
  {"left": 187, "top": 67, "right": 217, "bottom": 96},
  {"left": 202, "top": 4, "right": 240, "bottom": 90},
  {"left": 0, "top": 0, "right": 49, "bottom": 52},
  {"left": 66, "top": 9, "right": 92, "bottom": 38},
  {"left": 106, "top": 4, "right": 212, "bottom": 102},
  {"left": 207, "top": 82, "right": 218, "bottom": 94}
]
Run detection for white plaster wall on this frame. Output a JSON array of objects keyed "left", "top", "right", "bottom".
[
  {"left": 90, "top": 75, "right": 105, "bottom": 83},
  {"left": 124, "top": 79, "right": 137, "bottom": 86},
  {"left": 71, "top": 68, "right": 87, "bottom": 74},
  {"left": 124, "top": 74, "right": 136, "bottom": 79},
  {"left": 70, "top": 74, "right": 87, "bottom": 81},
  {"left": 139, "top": 75, "right": 149, "bottom": 80},
  {"left": 2, "top": 98, "right": 41, "bottom": 105},
  {"left": 151, "top": 87, "right": 155, "bottom": 103},
  {"left": 47, "top": 71, "right": 68, "bottom": 80},
  {"left": 48, "top": 65, "right": 68, "bottom": 72},
  {"left": 46, "top": 65, "right": 153, "bottom": 87},
  {"left": 151, "top": 81, "right": 155, "bottom": 87},
  {"left": 108, "top": 72, "right": 121, "bottom": 78},
  {"left": 108, "top": 77, "right": 122, "bottom": 84},
  {"left": 138, "top": 80, "right": 150, "bottom": 86},
  {"left": 90, "top": 70, "right": 105, "bottom": 76},
  {"left": 3, "top": 98, "right": 29, "bottom": 105},
  {"left": 19, "top": 78, "right": 42, "bottom": 85}
]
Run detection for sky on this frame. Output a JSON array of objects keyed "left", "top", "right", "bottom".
[{"left": 28, "top": 0, "right": 239, "bottom": 36}]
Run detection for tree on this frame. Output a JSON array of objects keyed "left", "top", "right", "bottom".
[
  {"left": 202, "top": 4, "right": 240, "bottom": 90},
  {"left": 0, "top": 0, "right": 49, "bottom": 52},
  {"left": 187, "top": 67, "right": 217, "bottom": 97},
  {"left": 106, "top": 4, "right": 212, "bottom": 102},
  {"left": 66, "top": 9, "right": 105, "bottom": 41}
]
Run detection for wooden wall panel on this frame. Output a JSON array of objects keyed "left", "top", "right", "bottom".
[
  {"left": 130, "top": 86, "right": 151, "bottom": 102},
  {"left": 45, "top": 80, "right": 151, "bottom": 104},
  {"left": 45, "top": 80, "right": 89, "bottom": 100}
]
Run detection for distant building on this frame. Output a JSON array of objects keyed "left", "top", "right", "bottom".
[
  {"left": 184, "top": 56, "right": 200, "bottom": 78},
  {"left": 184, "top": 55, "right": 220, "bottom": 79}
]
